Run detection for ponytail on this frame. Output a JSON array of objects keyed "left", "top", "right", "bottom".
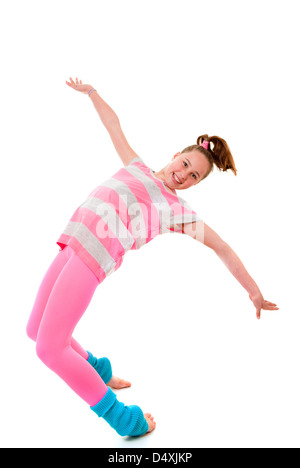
[
  {"left": 181, "top": 134, "right": 237, "bottom": 179},
  {"left": 197, "top": 134, "right": 237, "bottom": 176}
]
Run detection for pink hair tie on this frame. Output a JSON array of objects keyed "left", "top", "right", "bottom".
[{"left": 201, "top": 140, "right": 209, "bottom": 150}]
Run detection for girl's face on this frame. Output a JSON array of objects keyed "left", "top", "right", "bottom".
[{"left": 163, "top": 150, "right": 211, "bottom": 191}]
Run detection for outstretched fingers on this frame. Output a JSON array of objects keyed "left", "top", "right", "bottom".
[
  {"left": 257, "top": 300, "right": 280, "bottom": 319},
  {"left": 256, "top": 308, "right": 261, "bottom": 320},
  {"left": 66, "top": 77, "right": 83, "bottom": 88},
  {"left": 263, "top": 301, "right": 280, "bottom": 310}
]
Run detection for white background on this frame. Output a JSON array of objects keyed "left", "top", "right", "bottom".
[{"left": 1, "top": 0, "right": 299, "bottom": 449}]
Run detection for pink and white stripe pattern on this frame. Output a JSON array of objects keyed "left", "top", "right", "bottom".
[{"left": 57, "top": 157, "right": 201, "bottom": 283}]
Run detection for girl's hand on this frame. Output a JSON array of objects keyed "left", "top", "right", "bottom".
[
  {"left": 249, "top": 292, "right": 279, "bottom": 320},
  {"left": 66, "top": 77, "right": 93, "bottom": 95}
]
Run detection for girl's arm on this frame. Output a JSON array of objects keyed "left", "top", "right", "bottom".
[
  {"left": 89, "top": 89, "right": 119, "bottom": 128},
  {"left": 66, "top": 77, "right": 140, "bottom": 166},
  {"left": 183, "top": 221, "right": 279, "bottom": 319}
]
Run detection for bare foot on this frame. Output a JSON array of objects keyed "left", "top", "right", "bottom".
[
  {"left": 107, "top": 375, "right": 132, "bottom": 389},
  {"left": 144, "top": 413, "right": 156, "bottom": 433}
]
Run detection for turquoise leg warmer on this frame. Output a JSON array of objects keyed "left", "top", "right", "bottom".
[
  {"left": 91, "top": 388, "right": 149, "bottom": 437},
  {"left": 87, "top": 351, "right": 113, "bottom": 385}
]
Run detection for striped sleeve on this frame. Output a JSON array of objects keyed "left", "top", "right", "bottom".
[
  {"left": 167, "top": 197, "right": 201, "bottom": 234},
  {"left": 127, "top": 156, "right": 145, "bottom": 166}
]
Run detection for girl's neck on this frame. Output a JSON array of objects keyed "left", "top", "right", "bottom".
[{"left": 153, "top": 170, "right": 176, "bottom": 194}]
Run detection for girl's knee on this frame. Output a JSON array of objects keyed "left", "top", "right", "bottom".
[{"left": 36, "top": 338, "right": 61, "bottom": 369}]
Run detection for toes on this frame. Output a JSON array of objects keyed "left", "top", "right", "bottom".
[
  {"left": 120, "top": 379, "right": 131, "bottom": 388},
  {"left": 108, "top": 376, "right": 132, "bottom": 389}
]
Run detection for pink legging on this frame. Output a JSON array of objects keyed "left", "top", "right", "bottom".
[{"left": 26, "top": 245, "right": 108, "bottom": 407}]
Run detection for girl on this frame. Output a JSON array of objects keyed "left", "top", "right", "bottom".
[{"left": 26, "top": 77, "right": 279, "bottom": 438}]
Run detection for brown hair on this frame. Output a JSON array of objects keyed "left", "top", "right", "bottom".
[{"left": 181, "top": 134, "right": 237, "bottom": 180}]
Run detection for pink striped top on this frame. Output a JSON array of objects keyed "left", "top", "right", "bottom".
[{"left": 56, "top": 156, "right": 201, "bottom": 283}]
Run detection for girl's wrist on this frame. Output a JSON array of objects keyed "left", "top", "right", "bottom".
[
  {"left": 88, "top": 87, "right": 97, "bottom": 97},
  {"left": 249, "top": 288, "right": 263, "bottom": 300}
]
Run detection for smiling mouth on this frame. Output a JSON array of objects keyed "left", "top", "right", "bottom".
[{"left": 173, "top": 173, "right": 183, "bottom": 184}]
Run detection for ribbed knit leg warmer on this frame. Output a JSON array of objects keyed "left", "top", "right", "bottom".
[
  {"left": 91, "top": 388, "right": 149, "bottom": 437},
  {"left": 87, "top": 351, "right": 112, "bottom": 384}
]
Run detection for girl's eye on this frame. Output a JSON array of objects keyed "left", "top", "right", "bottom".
[{"left": 183, "top": 161, "right": 196, "bottom": 179}]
